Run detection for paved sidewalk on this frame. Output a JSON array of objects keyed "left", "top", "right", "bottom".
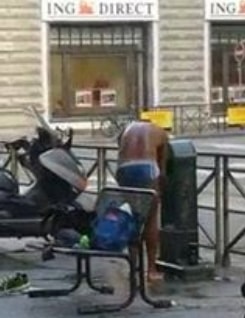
[{"left": 0, "top": 238, "right": 244, "bottom": 318}]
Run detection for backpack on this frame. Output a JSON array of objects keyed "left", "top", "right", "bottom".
[{"left": 91, "top": 204, "right": 138, "bottom": 252}]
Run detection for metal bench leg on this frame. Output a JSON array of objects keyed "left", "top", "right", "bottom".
[
  {"left": 29, "top": 256, "right": 84, "bottom": 298},
  {"left": 78, "top": 256, "right": 137, "bottom": 314},
  {"left": 138, "top": 244, "right": 173, "bottom": 308},
  {"left": 85, "top": 256, "right": 114, "bottom": 295}
]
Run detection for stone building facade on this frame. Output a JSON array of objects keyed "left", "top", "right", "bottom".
[
  {"left": 0, "top": 0, "right": 42, "bottom": 134},
  {"left": 159, "top": 0, "right": 206, "bottom": 104},
  {"left": 0, "top": 0, "right": 207, "bottom": 134}
]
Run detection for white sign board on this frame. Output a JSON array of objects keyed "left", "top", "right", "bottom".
[
  {"left": 42, "top": 0, "right": 158, "bottom": 22},
  {"left": 100, "top": 89, "right": 117, "bottom": 107},
  {"left": 75, "top": 90, "right": 92, "bottom": 107},
  {"left": 205, "top": 0, "right": 245, "bottom": 20},
  {"left": 234, "top": 41, "right": 245, "bottom": 63}
]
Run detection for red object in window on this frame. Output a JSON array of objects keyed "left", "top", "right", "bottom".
[
  {"left": 93, "top": 78, "right": 110, "bottom": 106},
  {"left": 79, "top": 1, "right": 93, "bottom": 14},
  {"left": 240, "top": 0, "right": 245, "bottom": 13},
  {"left": 94, "top": 78, "right": 109, "bottom": 88}
]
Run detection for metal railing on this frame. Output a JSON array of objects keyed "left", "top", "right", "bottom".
[
  {"left": 1, "top": 142, "right": 245, "bottom": 268},
  {"left": 194, "top": 150, "right": 245, "bottom": 267},
  {"left": 75, "top": 103, "right": 230, "bottom": 138},
  {"left": 74, "top": 144, "right": 245, "bottom": 268},
  {"left": 157, "top": 103, "right": 228, "bottom": 136}
]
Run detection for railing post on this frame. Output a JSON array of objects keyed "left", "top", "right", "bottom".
[
  {"left": 10, "top": 146, "right": 18, "bottom": 178},
  {"left": 173, "top": 105, "right": 177, "bottom": 135},
  {"left": 180, "top": 106, "right": 184, "bottom": 134},
  {"left": 214, "top": 155, "right": 223, "bottom": 266},
  {"left": 91, "top": 118, "right": 95, "bottom": 137},
  {"left": 198, "top": 105, "right": 202, "bottom": 133},
  {"left": 222, "top": 156, "right": 230, "bottom": 267},
  {"left": 97, "top": 147, "right": 106, "bottom": 192}
]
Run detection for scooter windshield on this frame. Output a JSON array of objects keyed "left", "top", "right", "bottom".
[{"left": 39, "top": 148, "right": 87, "bottom": 192}]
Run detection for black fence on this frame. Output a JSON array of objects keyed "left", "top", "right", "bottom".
[
  {"left": 73, "top": 144, "right": 245, "bottom": 268},
  {"left": 1, "top": 142, "right": 245, "bottom": 268}
]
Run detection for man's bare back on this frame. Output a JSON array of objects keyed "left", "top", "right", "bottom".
[{"left": 118, "top": 121, "right": 168, "bottom": 174}]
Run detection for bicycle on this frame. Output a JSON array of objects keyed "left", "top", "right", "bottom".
[
  {"left": 0, "top": 106, "right": 73, "bottom": 186},
  {"left": 0, "top": 138, "right": 35, "bottom": 187},
  {"left": 100, "top": 107, "right": 137, "bottom": 138}
]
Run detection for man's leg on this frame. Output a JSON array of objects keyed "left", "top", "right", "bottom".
[
  {"left": 116, "top": 165, "right": 162, "bottom": 281},
  {"left": 143, "top": 183, "right": 163, "bottom": 281}
]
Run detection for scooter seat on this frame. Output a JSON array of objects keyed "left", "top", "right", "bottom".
[
  {"left": 0, "top": 191, "right": 15, "bottom": 218},
  {"left": 0, "top": 190, "right": 38, "bottom": 219},
  {"left": 0, "top": 170, "right": 19, "bottom": 195},
  {"left": 0, "top": 209, "right": 10, "bottom": 219},
  {"left": 0, "top": 190, "right": 13, "bottom": 201}
]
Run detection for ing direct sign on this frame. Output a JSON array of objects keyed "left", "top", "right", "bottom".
[
  {"left": 206, "top": 0, "right": 245, "bottom": 20},
  {"left": 42, "top": 0, "right": 158, "bottom": 22}
]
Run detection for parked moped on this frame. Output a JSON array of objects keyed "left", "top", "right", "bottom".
[{"left": 0, "top": 114, "right": 87, "bottom": 238}]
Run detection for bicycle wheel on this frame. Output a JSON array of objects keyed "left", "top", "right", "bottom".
[
  {"left": 0, "top": 143, "right": 12, "bottom": 170},
  {"left": 100, "top": 118, "right": 119, "bottom": 138},
  {"left": 0, "top": 154, "right": 11, "bottom": 170}
]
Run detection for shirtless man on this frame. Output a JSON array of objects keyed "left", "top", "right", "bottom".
[{"left": 116, "top": 120, "right": 169, "bottom": 282}]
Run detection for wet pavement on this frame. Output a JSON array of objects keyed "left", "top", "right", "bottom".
[{"left": 0, "top": 238, "right": 244, "bottom": 318}]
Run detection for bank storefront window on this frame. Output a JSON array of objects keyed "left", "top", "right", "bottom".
[{"left": 49, "top": 24, "right": 146, "bottom": 118}]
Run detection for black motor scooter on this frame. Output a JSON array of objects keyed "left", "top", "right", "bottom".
[{"left": 0, "top": 123, "right": 87, "bottom": 239}]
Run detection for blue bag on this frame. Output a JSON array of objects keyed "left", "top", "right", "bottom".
[{"left": 91, "top": 205, "right": 138, "bottom": 252}]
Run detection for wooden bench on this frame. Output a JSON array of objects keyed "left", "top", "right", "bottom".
[{"left": 27, "top": 186, "right": 173, "bottom": 314}]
